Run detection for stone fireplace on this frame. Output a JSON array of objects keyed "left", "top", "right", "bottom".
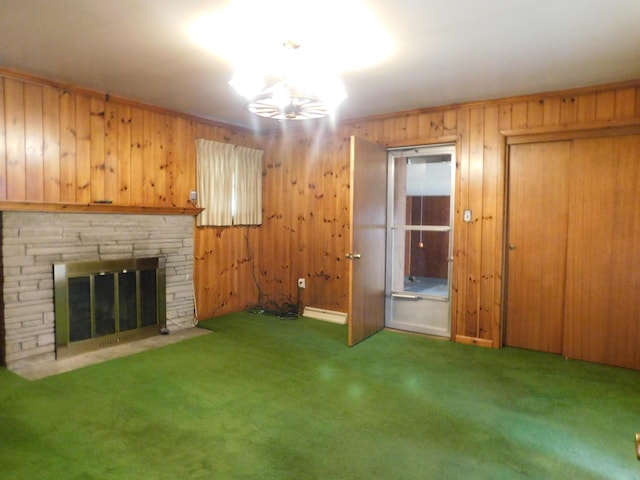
[{"left": 1, "top": 211, "right": 196, "bottom": 371}]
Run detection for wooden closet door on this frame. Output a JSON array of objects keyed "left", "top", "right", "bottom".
[
  {"left": 563, "top": 134, "right": 640, "bottom": 369},
  {"left": 505, "top": 141, "right": 571, "bottom": 354}
]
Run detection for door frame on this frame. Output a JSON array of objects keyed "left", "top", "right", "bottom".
[{"left": 385, "top": 142, "right": 458, "bottom": 339}]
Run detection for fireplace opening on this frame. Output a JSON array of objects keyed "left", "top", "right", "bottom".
[{"left": 54, "top": 257, "right": 166, "bottom": 359}]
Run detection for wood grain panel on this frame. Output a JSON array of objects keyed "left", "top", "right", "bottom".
[
  {"left": 74, "top": 94, "right": 91, "bottom": 203},
  {"left": 393, "top": 115, "right": 409, "bottom": 142},
  {"left": 24, "top": 83, "right": 44, "bottom": 202},
  {"left": 498, "top": 103, "right": 512, "bottom": 130},
  {"left": 153, "top": 113, "right": 168, "bottom": 206},
  {"left": 129, "top": 107, "right": 144, "bottom": 206},
  {"left": 0, "top": 79, "right": 6, "bottom": 199},
  {"left": 615, "top": 88, "right": 635, "bottom": 118},
  {"left": 59, "top": 90, "right": 76, "bottom": 202},
  {"left": 116, "top": 104, "right": 131, "bottom": 205},
  {"left": 526, "top": 100, "right": 544, "bottom": 128},
  {"left": 172, "top": 117, "right": 190, "bottom": 208},
  {"left": 294, "top": 134, "right": 311, "bottom": 305},
  {"left": 542, "top": 97, "right": 560, "bottom": 127},
  {"left": 90, "top": 97, "right": 105, "bottom": 202},
  {"left": 463, "top": 107, "right": 485, "bottom": 337},
  {"left": 5, "top": 79, "right": 26, "bottom": 200},
  {"left": 42, "top": 86, "right": 60, "bottom": 202},
  {"left": 559, "top": 96, "right": 577, "bottom": 124},
  {"left": 595, "top": 91, "right": 615, "bottom": 120},
  {"left": 405, "top": 114, "right": 419, "bottom": 139},
  {"left": 577, "top": 93, "right": 596, "bottom": 123},
  {"left": 164, "top": 116, "right": 177, "bottom": 207},
  {"left": 454, "top": 108, "right": 470, "bottom": 338},
  {"left": 511, "top": 102, "right": 527, "bottom": 129},
  {"left": 443, "top": 110, "right": 457, "bottom": 135},
  {"left": 383, "top": 117, "right": 397, "bottom": 144},
  {"left": 103, "top": 101, "right": 119, "bottom": 203},
  {"left": 142, "top": 110, "right": 155, "bottom": 205},
  {"left": 479, "top": 105, "right": 499, "bottom": 342},
  {"left": 429, "top": 111, "right": 445, "bottom": 137},
  {"left": 563, "top": 134, "right": 640, "bottom": 369}
]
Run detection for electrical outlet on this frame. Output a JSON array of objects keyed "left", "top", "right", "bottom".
[
  {"left": 189, "top": 190, "right": 197, "bottom": 202},
  {"left": 297, "top": 278, "right": 306, "bottom": 289},
  {"left": 463, "top": 209, "right": 472, "bottom": 222}
]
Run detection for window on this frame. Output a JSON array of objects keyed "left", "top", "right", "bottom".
[{"left": 196, "top": 139, "right": 263, "bottom": 226}]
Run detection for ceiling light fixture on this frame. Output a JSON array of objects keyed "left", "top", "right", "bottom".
[{"left": 229, "top": 41, "right": 347, "bottom": 121}]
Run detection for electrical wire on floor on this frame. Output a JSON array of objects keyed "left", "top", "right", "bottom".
[{"left": 244, "top": 232, "right": 300, "bottom": 320}]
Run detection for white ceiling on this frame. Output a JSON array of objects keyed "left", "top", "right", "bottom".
[{"left": 1, "top": 0, "right": 639, "bottom": 132}]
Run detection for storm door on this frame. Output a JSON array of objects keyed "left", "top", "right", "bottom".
[{"left": 385, "top": 144, "right": 455, "bottom": 336}]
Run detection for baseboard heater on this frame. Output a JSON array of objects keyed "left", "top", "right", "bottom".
[{"left": 302, "top": 307, "right": 348, "bottom": 325}]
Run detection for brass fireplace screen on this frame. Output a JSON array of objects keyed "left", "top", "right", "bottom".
[{"left": 54, "top": 257, "right": 166, "bottom": 359}]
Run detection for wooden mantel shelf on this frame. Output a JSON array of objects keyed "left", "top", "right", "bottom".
[{"left": 0, "top": 201, "right": 203, "bottom": 216}]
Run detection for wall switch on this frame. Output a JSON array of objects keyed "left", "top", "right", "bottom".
[
  {"left": 297, "top": 278, "right": 306, "bottom": 289},
  {"left": 463, "top": 209, "right": 472, "bottom": 222},
  {"left": 189, "top": 190, "right": 197, "bottom": 202}
]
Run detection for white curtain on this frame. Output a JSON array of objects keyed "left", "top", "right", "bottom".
[
  {"left": 196, "top": 139, "right": 263, "bottom": 227},
  {"left": 234, "top": 145, "right": 263, "bottom": 225}
]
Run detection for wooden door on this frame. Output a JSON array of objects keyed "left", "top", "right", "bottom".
[
  {"left": 563, "top": 134, "right": 640, "bottom": 369},
  {"left": 505, "top": 141, "right": 571, "bottom": 354},
  {"left": 347, "top": 136, "right": 387, "bottom": 346}
]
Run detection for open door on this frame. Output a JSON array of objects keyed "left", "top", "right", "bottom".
[{"left": 347, "top": 136, "right": 387, "bottom": 346}]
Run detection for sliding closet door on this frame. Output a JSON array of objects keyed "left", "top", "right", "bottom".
[
  {"left": 563, "top": 134, "right": 640, "bottom": 369},
  {"left": 505, "top": 141, "right": 571, "bottom": 354}
]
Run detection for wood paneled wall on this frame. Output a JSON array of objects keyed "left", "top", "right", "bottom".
[
  {"left": 260, "top": 81, "right": 640, "bottom": 347},
  {"left": 3, "top": 68, "right": 640, "bottom": 345},
  {"left": 0, "top": 71, "right": 263, "bottom": 320},
  {"left": 258, "top": 128, "right": 352, "bottom": 313}
]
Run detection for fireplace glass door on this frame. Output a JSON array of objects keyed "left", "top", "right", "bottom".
[{"left": 54, "top": 257, "right": 165, "bottom": 358}]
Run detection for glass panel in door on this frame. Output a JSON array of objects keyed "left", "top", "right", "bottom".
[{"left": 385, "top": 144, "right": 455, "bottom": 337}]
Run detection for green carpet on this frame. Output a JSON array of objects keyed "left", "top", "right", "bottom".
[{"left": 1, "top": 312, "right": 639, "bottom": 479}]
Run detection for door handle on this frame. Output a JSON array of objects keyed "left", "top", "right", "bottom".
[
  {"left": 508, "top": 244, "right": 516, "bottom": 250},
  {"left": 345, "top": 253, "right": 362, "bottom": 260},
  {"left": 392, "top": 293, "right": 419, "bottom": 300}
]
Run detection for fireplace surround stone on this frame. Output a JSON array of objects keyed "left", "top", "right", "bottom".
[{"left": 1, "top": 211, "right": 195, "bottom": 371}]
